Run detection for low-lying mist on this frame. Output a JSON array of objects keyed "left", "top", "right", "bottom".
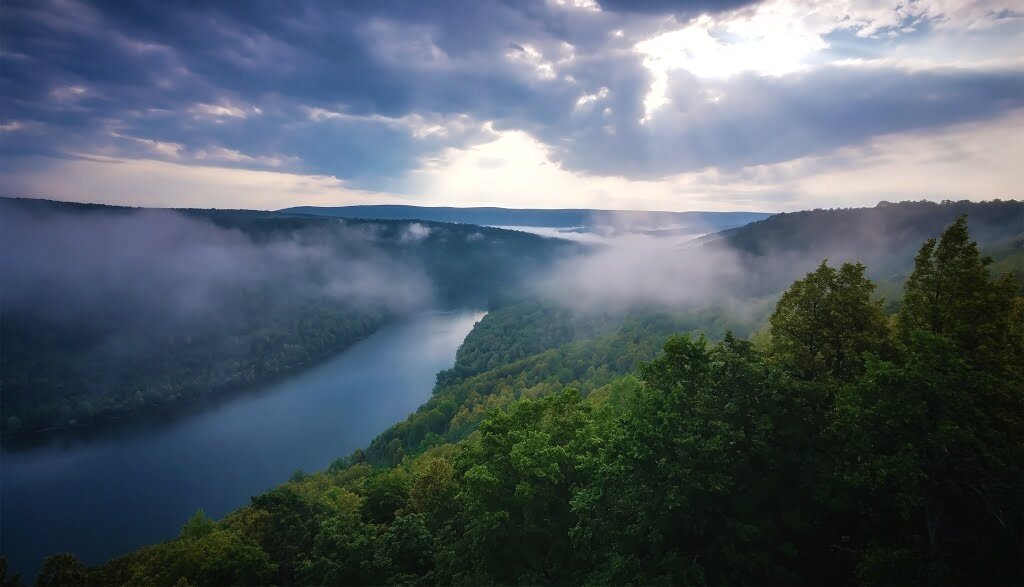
[
  {"left": 532, "top": 231, "right": 745, "bottom": 312},
  {"left": 528, "top": 211, "right": 915, "bottom": 321},
  {"left": 0, "top": 206, "right": 434, "bottom": 342}
]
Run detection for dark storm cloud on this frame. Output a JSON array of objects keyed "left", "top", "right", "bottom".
[
  {"left": 1, "top": 0, "right": 1022, "bottom": 193},
  {"left": 1, "top": 0, "right": 606, "bottom": 181}
]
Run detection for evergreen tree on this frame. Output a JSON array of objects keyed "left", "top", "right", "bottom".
[{"left": 899, "top": 214, "right": 1020, "bottom": 374}]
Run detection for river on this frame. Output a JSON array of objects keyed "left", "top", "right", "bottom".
[{"left": 0, "top": 310, "right": 483, "bottom": 580}]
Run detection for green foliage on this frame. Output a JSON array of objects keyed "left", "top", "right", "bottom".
[
  {"left": 574, "top": 333, "right": 823, "bottom": 584},
  {"left": 443, "top": 390, "right": 590, "bottom": 584},
  {"left": 180, "top": 509, "right": 216, "bottom": 541},
  {"left": 899, "top": 214, "right": 1022, "bottom": 374},
  {"left": 62, "top": 213, "right": 1024, "bottom": 586},
  {"left": 833, "top": 331, "right": 1023, "bottom": 584},
  {"left": 361, "top": 469, "right": 411, "bottom": 525},
  {"left": 769, "top": 260, "right": 889, "bottom": 381}
]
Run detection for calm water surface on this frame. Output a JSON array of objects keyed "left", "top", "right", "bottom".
[{"left": 1, "top": 310, "right": 483, "bottom": 579}]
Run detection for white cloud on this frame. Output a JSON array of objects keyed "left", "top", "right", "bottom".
[
  {"left": 575, "top": 86, "right": 610, "bottom": 109},
  {"left": 5, "top": 107, "right": 1019, "bottom": 213},
  {"left": 548, "top": 0, "right": 600, "bottom": 12},
  {"left": 759, "top": 106, "right": 1024, "bottom": 205},
  {"left": 192, "top": 146, "right": 291, "bottom": 167},
  {"left": 108, "top": 132, "right": 290, "bottom": 167},
  {"left": 50, "top": 85, "right": 88, "bottom": 102},
  {"left": 505, "top": 42, "right": 576, "bottom": 81},
  {"left": 362, "top": 18, "right": 451, "bottom": 70},
  {"left": 635, "top": 0, "right": 1023, "bottom": 121},
  {"left": 400, "top": 223, "right": 433, "bottom": 242},
  {"left": 405, "top": 108, "right": 1024, "bottom": 211},
  {"left": 189, "top": 101, "right": 261, "bottom": 121},
  {"left": 305, "top": 106, "right": 476, "bottom": 139},
  {"left": 3, "top": 155, "right": 413, "bottom": 210}
]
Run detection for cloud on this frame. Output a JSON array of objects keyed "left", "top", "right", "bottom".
[
  {"left": 403, "top": 107, "right": 1024, "bottom": 211},
  {"left": 189, "top": 101, "right": 261, "bottom": 121},
  {"left": 1, "top": 154, "right": 413, "bottom": 210},
  {"left": 401, "top": 223, "right": 433, "bottom": 242},
  {"left": 0, "top": 0, "right": 1021, "bottom": 210}
]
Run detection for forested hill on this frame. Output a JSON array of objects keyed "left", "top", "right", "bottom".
[
  {"left": 700, "top": 199, "right": 1024, "bottom": 295},
  {"left": 0, "top": 197, "right": 577, "bottom": 442},
  {"left": 57, "top": 213, "right": 1022, "bottom": 586},
  {"left": 714, "top": 199, "right": 1022, "bottom": 270},
  {"left": 280, "top": 204, "right": 772, "bottom": 232}
]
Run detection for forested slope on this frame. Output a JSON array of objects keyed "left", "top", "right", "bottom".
[
  {"left": 0, "top": 198, "right": 577, "bottom": 442},
  {"left": 711, "top": 199, "right": 1023, "bottom": 292},
  {"left": 23, "top": 213, "right": 1020, "bottom": 586}
]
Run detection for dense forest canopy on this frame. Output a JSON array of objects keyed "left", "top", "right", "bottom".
[
  {"left": 4, "top": 197, "right": 1019, "bottom": 585},
  {"left": 5, "top": 203, "right": 1019, "bottom": 586}
]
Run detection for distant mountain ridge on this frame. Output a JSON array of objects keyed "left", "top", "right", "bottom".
[
  {"left": 716, "top": 199, "right": 1022, "bottom": 259},
  {"left": 702, "top": 199, "right": 1024, "bottom": 295},
  {"left": 280, "top": 205, "right": 774, "bottom": 232}
]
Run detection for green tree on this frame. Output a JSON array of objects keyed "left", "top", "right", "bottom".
[
  {"left": 899, "top": 214, "right": 1021, "bottom": 374},
  {"left": 361, "top": 468, "right": 411, "bottom": 525},
  {"left": 769, "top": 260, "right": 889, "bottom": 382},
  {"left": 575, "top": 334, "right": 823, "bottom": 584},
  {"left": 297, "top": 508, "right": 376, "bottom": 586},
  {"left": 408, "top": 456, "right": 456, "bottom": 528},
  {"left": 249, "top": 487, "right": 329, "bottom": 584},
  {"left": 180, "top": 508, "right": 216, "bottom": 541},
  {"left": 372, "top": 513, "right": 435, "bottom": 585},
  {"left": 832, "top": 331, "right": 1023, "bottom": 584},
  {"left": 445, "top": 390, "right": 589, "bottom": 585}
]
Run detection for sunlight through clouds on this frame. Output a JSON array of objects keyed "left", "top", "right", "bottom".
[{"left": 2, "top": 0, "right": 1021, "bottom": 210}]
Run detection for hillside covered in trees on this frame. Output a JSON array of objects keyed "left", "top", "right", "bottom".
[
  {"left": 710, "top": 199, "right": 1024, "bottom": 293},
  {"left": 13, "top": 210, "right": 1020, "bottom": 587},
  {"left": 0, "top": 197, "right": 578, "bottom": 443}
]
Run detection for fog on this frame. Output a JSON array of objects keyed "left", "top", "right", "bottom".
[
  {"left": 532, "top": 232, "right": 741, "bottom": 312},
  {"left": 0, "top": 206, "right": 434, "bottom": 339},
  {"left": 529, "top": 212, "right": 902, "bottom": 317}
]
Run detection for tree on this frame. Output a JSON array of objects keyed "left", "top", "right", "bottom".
[
  {"left": 361, "top": 468, "right": 411, "bottom": 525},
  {"left": 575, "top": 334, "right": 823, "bottom": 585},
  {"left": 832, "top": 331, "right": 1024, "bottom": 585},
  {"left": 899, "top": 214, "right": 1020, "bottom": 375},
  {"left": 181, "top": 509, "right": 216, "bottom": 541},
  {"left": 408, "top": 456, "right": 456, "bottom": 527},
  {"left": 769, "top": 260, "right": 889, "bottom": 382},
  {"left": 297, "top": 508, "right": 376, "bottom": 586},
  {"left": 34, "top": 554, "right": 85, "bottom": 587},
  {"left": 372, "top": 513, "right": 435, "bottom": 584},
  {"left": 446, "top": 390, "right": 589, "bottom": 585}
]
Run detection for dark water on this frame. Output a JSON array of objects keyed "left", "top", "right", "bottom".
[{"left": 0, "top": 311, "right": 483, "bottom": 579}]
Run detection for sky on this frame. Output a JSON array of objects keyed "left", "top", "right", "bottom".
[{"left": 1, "top": 0, "right": 1022, "bottom": 212}]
